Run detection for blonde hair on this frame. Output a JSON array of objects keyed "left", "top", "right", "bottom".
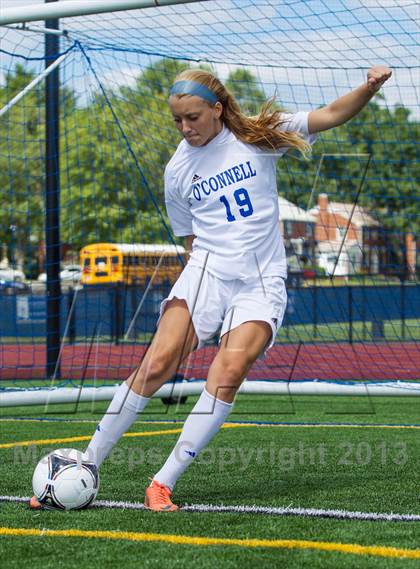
[{"left": 172, "top": 69, "right": 311, "bottom": 155}]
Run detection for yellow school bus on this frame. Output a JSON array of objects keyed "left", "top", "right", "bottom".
[{"left": 80, "top": 243, "right": 186, "bottom": 286}]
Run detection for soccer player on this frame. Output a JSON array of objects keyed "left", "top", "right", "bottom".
[{"left": 30, "top": 66, "right": 391, "bottom": 511}]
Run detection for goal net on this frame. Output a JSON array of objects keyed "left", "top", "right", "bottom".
[{"left": 0, "top": 0, "right": 419, "bottom": 404}]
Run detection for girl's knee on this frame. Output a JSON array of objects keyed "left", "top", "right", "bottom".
[{"left": 129, "top": 348, "right": 178, "bottom": 393}]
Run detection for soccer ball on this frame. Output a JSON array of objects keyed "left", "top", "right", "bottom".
[{"left": 32, "top": 448, "right": 99, "bottom": 510}]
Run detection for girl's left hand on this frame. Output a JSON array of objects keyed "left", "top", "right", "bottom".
[{"left": 367, "top": 66, "right": 392, "bottom": 93}]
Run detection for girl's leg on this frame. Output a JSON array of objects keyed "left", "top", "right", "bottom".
[
  {"left": 85, "top": 299, "right": 198, "bottom": 468},
  {"left": 205, "top": 320, "right": 272, "bottom": 402},
  {"left": 148, "top": 321, "right": 271, "bottom": 506}
]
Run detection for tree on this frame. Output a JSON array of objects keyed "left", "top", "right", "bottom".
[
  {"left": 0, "top": 63, "right": 77, "bottom": 274},
  {"left": 60, "top": 59, "right": 187, "bottom": 250},
  {"left": 2, "top": 59, "right": 417, "bottom": 275},
  {"left": 0, "top": 65, "right": 44, "bottom": 272},
  {"left": 276, "top": 97, "right": 419, "bottom": 234},
  {"left": 225, "top": 68, "right": 267, "bottom": 115}
]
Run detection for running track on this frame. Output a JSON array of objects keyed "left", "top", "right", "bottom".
[{"left": 0, "top": 342, "right": 418, "bottom": 381}]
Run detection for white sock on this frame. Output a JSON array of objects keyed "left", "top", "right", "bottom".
[
  {"left": 154, "top": 388, "right": 233, "bottom": 490},
  {"left": 84, "top": 382, "right": 150, "bottom": 468}
]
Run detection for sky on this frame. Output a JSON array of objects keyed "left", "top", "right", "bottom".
[{"left": 1, "top": 0, "right": 419, "bottom": 116}]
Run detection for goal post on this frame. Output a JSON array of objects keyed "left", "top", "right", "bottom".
[
  {"left": 0, "top": 50, "right": 72, "bottom": 118},
  {"left": 1, "top": 380, "right": 419, "bottom": 408},
  {"left": 0, "top": 0, "right": 418, "bottom": 406},
  {"left": 0, "top": 0, "right": 205, "bottom": 26}
]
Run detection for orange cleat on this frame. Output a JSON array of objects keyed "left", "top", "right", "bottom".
[
  {"left": 144, "top": 479, "right": 179, "bottom": 512},
  {"left": 29, "top": 496, "right": 42, "bottom": 510}
]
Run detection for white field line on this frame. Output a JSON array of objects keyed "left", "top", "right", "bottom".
[{"left": 2, "top": 495, "right": 419, "bottom": 522}]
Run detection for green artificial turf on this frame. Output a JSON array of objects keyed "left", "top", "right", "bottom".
[{"left": 0, "top": 396, "right": 419, "bottom": 568}]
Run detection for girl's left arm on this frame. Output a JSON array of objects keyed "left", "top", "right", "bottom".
[{"left": 307, "top": 65, "right": 392, "bottom": 134}]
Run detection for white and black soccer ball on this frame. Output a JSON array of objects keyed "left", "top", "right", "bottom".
[{"left": 32, "top": 448, "right": 99, "bottom": 510}]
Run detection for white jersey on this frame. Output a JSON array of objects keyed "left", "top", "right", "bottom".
[{"left": 164, "top": 111, "right": 317, "bottom": 281}]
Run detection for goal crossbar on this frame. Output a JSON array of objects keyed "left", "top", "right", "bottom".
[{"left": 0, "top": 0, "right": 205, "bottom": 26}]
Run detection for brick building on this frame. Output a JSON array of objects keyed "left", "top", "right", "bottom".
[
  {"left": 278, "top": 196, "right": 317, "bottom": 263},
  {"left": 309, "top": 193, "right": 381, "bottom": 275}
]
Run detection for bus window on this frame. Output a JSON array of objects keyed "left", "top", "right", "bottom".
[
  {"left": 83, "top": 258, "right": 91, "bottom": 275},
  {"left": 95, "top": 256, "right": 108, "bottom": 276},
  {"left": 110, "top": 256, "right": 119, "bottom": 273},
  {"left": 161, "top": 256, "right": 171, "bottom": 266}
]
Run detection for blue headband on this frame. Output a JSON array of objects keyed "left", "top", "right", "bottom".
[{"left": 170, "top": 80, "right": 218, "bottom": 104}]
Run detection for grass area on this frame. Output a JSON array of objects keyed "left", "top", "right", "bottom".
[
  {"left": 0, "top": 396, "right": 419, "bottom": 568},
  {"left": 303, "top": 276, "right": 409, "bottom": 287},
  {"left": 277, "top": 318, "right": 420, "bottom": 343}
]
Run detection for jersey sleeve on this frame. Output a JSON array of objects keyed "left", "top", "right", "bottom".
[
  {"left": 164, "top": 166, "right": 193, "bottom": 237},
  {"left": 280, "top": 111, "right": 318, "bottom": 146}
]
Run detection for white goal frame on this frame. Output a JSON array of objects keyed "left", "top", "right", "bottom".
[
  {"left": 1, "top": 380, "right": 420, "bottom": 407},
  {"left": 0, "top": 0, "right": 205, "bottom": 26}
]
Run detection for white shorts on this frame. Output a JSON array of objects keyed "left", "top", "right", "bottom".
[{"left": 158, "top": 264, "right": 287, "bottom": 356}]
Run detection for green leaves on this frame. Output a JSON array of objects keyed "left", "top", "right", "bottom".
[
  {"left": 1, "top": 60, "right": 417, "bottom": 272},
  {"left": 280, "top": 98, "right": 419, "bottom": 235},
  {"left": 225, "top": 68, "right": 267, "bottom": 115}
]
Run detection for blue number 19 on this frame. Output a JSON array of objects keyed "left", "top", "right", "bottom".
[{"left": 220, "top": 188, "right": 254, "bottom": 222}]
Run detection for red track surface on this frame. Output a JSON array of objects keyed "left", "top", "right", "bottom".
[{"left": 1, "top": 342, "right": 418, "bottom": 381}]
